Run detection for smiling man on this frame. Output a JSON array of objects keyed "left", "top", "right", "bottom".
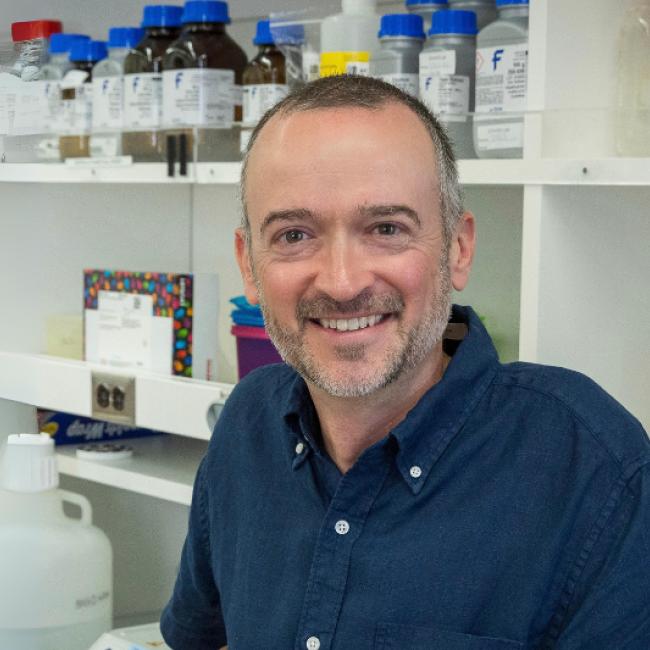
[{"left": 161, "top": 76, "right": 650, "bottom": 650}]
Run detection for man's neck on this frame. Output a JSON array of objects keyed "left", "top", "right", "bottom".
[{"left": 307, "top": 345, "right": 450, "bottom": 474}]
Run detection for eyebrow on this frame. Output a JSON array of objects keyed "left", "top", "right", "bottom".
[
  {"left": 259, "top": 209, "right": 315, "bottom": 236},
  {"left": 258, "top": 204, "right": 421, "bottom": 237},
  {"left": 358, "top": 204, "right": 421, "bottom": 227}
]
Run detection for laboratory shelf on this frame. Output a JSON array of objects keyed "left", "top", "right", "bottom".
[
  {"left": 56, "top": 434, "right": 207, "bottom": 505},
  {"left": 1, "top": 158, "right": 650, "bottom": 186},
  {"left": 0, "top": 351, "right": 234, "bottom": 441}
]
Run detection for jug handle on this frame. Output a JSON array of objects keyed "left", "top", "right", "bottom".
[{"left": 59, "top": 489, "right": 92, "bottom": 526}]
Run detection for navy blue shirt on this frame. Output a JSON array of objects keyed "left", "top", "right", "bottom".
[{"left": 161, "top": 306, "right": 650, "bottom": 650}]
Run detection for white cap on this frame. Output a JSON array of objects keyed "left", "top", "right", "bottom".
[
  {"left": 342, "top": 0, "right": 377, "bottom": 15},
  {"left": 0, "top": 433, "right": 59, "bottom": 492}
]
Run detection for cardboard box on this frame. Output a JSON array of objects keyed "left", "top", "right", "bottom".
[{"left": 84, "top": 269, "right": 219, "bottom": 380}]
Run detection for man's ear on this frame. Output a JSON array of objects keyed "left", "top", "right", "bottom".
[
  {"left": 449, "top": 212, "right": 476, "bottom": 292},
  {"left": 235, "top": 228, "right": 260, "bottom": 305}
]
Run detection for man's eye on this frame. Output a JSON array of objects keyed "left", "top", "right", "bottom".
[
  {"left": 375, "top": 223, "right": 399, "bottom": 236},
  {"left": 282, "top": 230, "right": 305, "bottom": 244}
]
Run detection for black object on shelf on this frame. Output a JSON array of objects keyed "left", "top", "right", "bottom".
[
  {"left": 167, "top": 135, "right": 176, "bottom": 177},
  {"left": 179, "top": 133, "right": 188, "bottom": 177}
]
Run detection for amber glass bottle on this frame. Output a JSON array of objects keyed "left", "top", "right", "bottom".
[
  {"left": 122, "top": 5, "right": 183, "bottom": 162},
  {"left": 162, "top": 0, "right": 247, "bottom": 161},
  {"left": 59, "top": 40, "right": 107, "bottom": 159},
  {"left": 241, "top": 20, "right": 289, "bottom": 152}
]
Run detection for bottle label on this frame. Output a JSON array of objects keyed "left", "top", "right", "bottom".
[
  {"left": 474, "top": 118, "right": 524, "bottom": 150},
  {"left": 378, "top": 73, "right": 419, "bottom": 98},
  {"left": 10, "top": 80, "right": 51, "bottom": 135},
  {"left": 475, "top": 44, "right": 528, "bottom": 113},
  {"left": 302, "top": 50, "right": 321, "bottom": 83},
  {"left": 89, "top": 134, "right": 121, "bottom": 157},
  {"left": 243, "top": 83, "right": 289, "bottom": 126},
  {"left": 123, "top": 73, "right": 163, "bottom": 129},
  {"left": 92, "top": 76, "right": 124, "bottom": 130},
  {"left": 419, "top": 50, "right": 456, "bottom": 76},
  {"left": 345, "top": 61, "right": 370, "bottom": 76},
  {"left": 60, "top": 72, "right": 93, "bottom": 134},
  {"left": 162, "top": 68, "right": 235, "bottom": 127},
  {"left": 232, "top": 84, "right": 243, "bottom": 107},
  {"left": 420, "top": 75, "right": 470, "bottom": 122}
]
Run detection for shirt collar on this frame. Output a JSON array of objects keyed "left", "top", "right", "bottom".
[
  {"left": 282, "top": 305, "right": 500, "bottom": 489},
  {"left": 390, "top": 305, "right": 499, "bottom": 494}
]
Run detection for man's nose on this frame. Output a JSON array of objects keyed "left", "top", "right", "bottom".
[{"left": 312, "top": 239, "right": 374, "bottom": 303}]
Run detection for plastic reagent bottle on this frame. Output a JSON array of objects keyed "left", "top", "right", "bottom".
[
  {"left": 241, "top": 19, "right": 290, "bottom": 152},
  {"left": 371, "top": 14, "right": 425, "bottom": 98},
  {"left": 40, "top": 33, "right": 90, "bottom": 80},
  {"left": 448, "top": 0, "right": 498, "bottom": 31},
  {"left": 91, "top": 27, "right": 145, "bottom": 158},
  {"left": 473, "top": 0, "right": 529, "bottom": 159},
  {"left": 615, "top": 0, "right": 650, "bottom": 156},
  {"left": 0, "top": 434, "right": 112, "bottom": 650},
  {"left": 420, "top": 10, "right": 478, "bottom": 159},
  {"left": 163, "top": 0, "right": 248, "bottom": 162},
  {"left": 59, "top": 40, "right": 108, "bottom": 159},
  {"left": 320, "top": 0, "right": 380, "bottom": 77},
  {"left": 122, "top": 4, "right": 183, "bottom": 162},
  {"left": 405, "top": 0, "right": 448, "bottom": 34}
]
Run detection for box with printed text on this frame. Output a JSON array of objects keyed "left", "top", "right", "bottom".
[{"left": 83, "top": 269, "right": 219, "bottom": 380}]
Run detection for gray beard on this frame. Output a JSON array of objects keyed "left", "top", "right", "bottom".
[{"left": 255, "top": 261, "right": 453, "bottom": 399}]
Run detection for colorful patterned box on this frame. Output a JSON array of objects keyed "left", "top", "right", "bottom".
[{"left": 84, "top": 270, "right": 219, "bottom": 380}]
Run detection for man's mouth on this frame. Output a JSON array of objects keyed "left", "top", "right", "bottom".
[{"left": 315, "top": 314, "right": 388, "bottom": 332}]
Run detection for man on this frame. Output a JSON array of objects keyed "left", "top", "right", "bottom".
[{"left": 161, "top": 76, "right": 650, "bottom": 649}]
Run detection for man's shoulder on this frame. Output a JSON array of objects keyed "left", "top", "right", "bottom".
[
  {"left": 494, "top": 361, "right": 649, "bottom": 468},
  {"left": 206, "top": 363, "right": 298, "bottom": 453}
]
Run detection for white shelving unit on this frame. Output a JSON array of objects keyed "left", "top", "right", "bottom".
[
  {"left": 56, "top": 434, "right": 207, "bottom": 505},
  {"left": 4, "top": 158, "right": 650, "bottom": 186},
  {"left": 0, "top": 0, "right": 647, "bottom": 626}
]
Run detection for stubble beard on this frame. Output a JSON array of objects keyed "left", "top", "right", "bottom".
[{"left": 254, "top": 258, "right": 453, "bottom": 399}]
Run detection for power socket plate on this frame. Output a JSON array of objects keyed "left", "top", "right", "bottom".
[{"left": 91, "top": 371, "right": 136, "bottom": 426}]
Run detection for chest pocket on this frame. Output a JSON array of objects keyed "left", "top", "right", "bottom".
[{"left": 375, "top": 623, "right": 524, "bottom": 650}]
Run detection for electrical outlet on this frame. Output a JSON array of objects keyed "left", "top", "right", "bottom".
[{"left": 91, "top": 372, "right": 136, "bottom": 425}]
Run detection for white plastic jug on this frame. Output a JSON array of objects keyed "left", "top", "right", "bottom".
[{"left": 0, "top": 433, "right": 113, "bottom": 649}]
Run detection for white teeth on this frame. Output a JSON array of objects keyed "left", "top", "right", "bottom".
[{"left": 318, "top": 314, "right": 385, "bottom": 331}]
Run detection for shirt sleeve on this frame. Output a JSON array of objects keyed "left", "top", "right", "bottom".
[
  {"left": 553, "top": 461, "right": 650, "bottom": 649},
  {"left": 160, "top": 456, "right": 227, "bottom": 650}
]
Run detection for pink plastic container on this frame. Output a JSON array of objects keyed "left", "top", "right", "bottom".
[{"left": 231, "top": 325, "right": 283, "bottom": 379}]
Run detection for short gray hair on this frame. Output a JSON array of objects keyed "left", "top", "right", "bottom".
[{"left": 240, "top": 75, "right": 464, "bottom": 248}]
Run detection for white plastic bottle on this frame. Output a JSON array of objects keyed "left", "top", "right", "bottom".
[
  {"left": 473, "top": 0, "right": 529, "bottom": 158},
  {"left": 320, "top": 0, "right": 380, "bottom": 77},
  {"left": 615, "top": 0, "right": 650, "bottom": 156},
  {"left": 91, "top": 27, "right": 145, "bottom": 158},
  {"left": 0, "top": 433, "right": 113, "bottom": 650}
]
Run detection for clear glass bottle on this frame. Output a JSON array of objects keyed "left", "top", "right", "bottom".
[
  {"left": 241, "top": 19, "right": 289, "bottom": 152},
  {"left": 162, "top": 0, "right": 248, "bottom": 162},
  {"left": 59, "top": 40, "right": 107, "bottom": 159},
  {"left": 615, "top": 0, "right": 650, "bottom": 156},
  {"left": 2, "top": 20, "right": 62, "bottom": 163},
  {"left": 90, "top": 27, "right": 145, "bottom": 158},
  {"left": 122, "top": 4, "right": 183, "bottom": 162}
]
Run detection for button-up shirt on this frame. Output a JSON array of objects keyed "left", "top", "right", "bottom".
[{"left": 161, "top": 305, "right": 650, "bottom": 650}]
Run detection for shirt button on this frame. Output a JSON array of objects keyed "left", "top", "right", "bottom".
[
  {"left": 306, "top": 636, "right": 320, "bottom": 650},
  {"left": 335, "top": 519, "right": 350, "bottom": 535},
  {"left": 410, "top": 465, "right": 423, "bottom": 479},
  {"left": 295, "top": 442, "right": 305, "bottom": 454}
]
